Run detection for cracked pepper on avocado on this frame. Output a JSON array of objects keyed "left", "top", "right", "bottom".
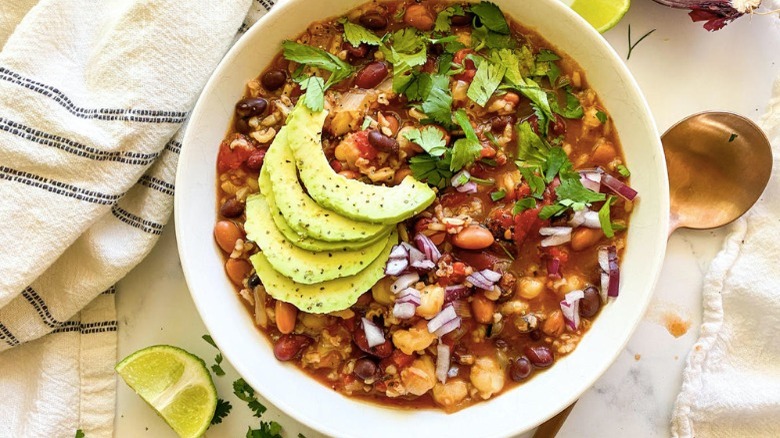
[{"left": 213, "top": 0, "right": 637, "bottom": 411}]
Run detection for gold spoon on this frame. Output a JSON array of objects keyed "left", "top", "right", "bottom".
[{"left": 533, "top": 111, "right": 772, "bottom": 438}]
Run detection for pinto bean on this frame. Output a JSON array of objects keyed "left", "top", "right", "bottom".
[
  {"left": 214, "top": 220, "right": 243, "bottom": 253},
  {"left": 359, "top": 12, "right": 388, "bottom": 30},
  {"left": 355, "top": 62, "right": 389, "bottom": 89},
  {"left": 354, "top": 357, "right": 379, "bottom": 381},
  {"left": 404, "top": 4, "right": 434, "bottom": 31},
  {"left": 246, "top": 149, "right": 266, "bottom": 171},
  {"left": 275, "top": 301, "right": 298, "bottom": 334},
  {"left": 344, "top": 42, "right": 369, "bottom": 60},
  {"left": 367, "top": 130, "right": 398, "bottom": 152},
  {"left": 471, "top": 293, "right": 495, "bottom": 324},
  {"left": 451, "top": 226, "right": 495, "bottom": 250},
  {"left": 542, "top": 310, "right": 564, "bottom": 337},
  {"left": 225, "top": 259, "right": 252, "bottom": 286},
  {"left": 571, "top": 227, "right": 603, "bottom": 251}
]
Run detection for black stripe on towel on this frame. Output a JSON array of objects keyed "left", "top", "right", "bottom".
[
  {"left": 52, "top": 320, "right": 117, "bottom": 335},
  {"left": 0, "top": 118, "right": 159, "bottom": 165},
  {"left": 0, "top": 167, "right": 123, "bottom": 205},
  {"left": 101, "top": 286, "right": 117, "bottom": 295},
  {"left": 0, "top": 322, "right": 20, "bottom": 347},
  {"left": 111, "top": 205, "right": 165, "bottom": 235},
  {"left": 0, "top": 67, "right": 188, "bottom": 123},
  {"left": 164, "top": 140, "right": 182, "bottom": 154},
  {"left": 254, "top": 0, "right": 275, "bottom": 11},
  {"left": 22, "top": 287, "right": 61, "bottom": 328},
  {"left": 139, "top": 175, "right": 175, "bottom": 196}
]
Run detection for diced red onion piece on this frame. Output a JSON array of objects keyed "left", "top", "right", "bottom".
[
  {"left": 433, "top": 316, "right": 461, "bottom": 338},
  {"left": 396, "top": 287, "right": 421, "bottom": 305},
  {"left": 388, "top": 244, "right": 409, "bottom": 260},
  {"left": 597, "top": 245, "right": 620, "bottom": 299},
  {"left": 414, "top": 233, "right": 441, "bottom": 263},
  {"left": 582, "top": 211, "right": 601, "bottom": 229},
  {"left": 444, "top": 284, "right": 471, "bottom": 303},
  {"left": 481, "top": 269, "right": 501, "bottom": 283},
  {"left": 540, "top": 227, "right": 572, "bottom": 247},
  {"left": 601, "top": 171, "right": 638, "bottom": 201},
  {"left": 385, "top": 258, "right": 408, "bottom": 276},
  {"left": 427, "top": 305, "right": 458, "bottom": 334},
  {"left": 447, "top": 365, "right": 459, "bottom": 378},
  {"left": 451, "top": 170, "right": 471, "bottom": 188},
  {"left": 391, "top": 273, "right": 420, "bottom": 293},
  {"left": 600, "top": 272, "right": 610, "bottom": 303},
  {"left": 393, "top": 302, "right": 417, "bottom": 319},
  {"left": 451, "top": 299, "right": 472, "bottom": 318},
  {"left": 456, "top": 181, "right": 478, "bottom": 193},
  {"left": 560, "top": 290, "right": 585, "bottom": 331},
  {"left": 436, "top": 343, "right": 451, "bottom": 383},
  {"left": 547, "top": 257, "right": 561, "bottom": 279},
  {"left": 598, "top": 246, "right": 609, "bottom": 272},
  {"left": 569, "top": 209, "right": 586, "bottom": 227},
  {"left": 466, "top": 271, "right": 494, "bottom": 290},
  {"left": 579, "top": 172, "right": 602, "bottom": 192},
  {"left": 411, "top": 259, "right": 436, "bottom": 270},
  {"left": 361, "top": 317, "right": 385, "bottom": 348}
]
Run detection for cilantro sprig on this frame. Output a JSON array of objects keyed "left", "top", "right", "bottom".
[
  {"left": 451, "top": 109, "right": 483, "bottom": 171},
  {"left": 341, "top": 19, "right": 382, "bottom": 46},
  {"left": 202, "top": 334, "right": 226, "bottom": 376},
  {"left": 403, "top": 126, "right": 447, "bottom": 156},
  {"left": 282, "top": 41, "right": 354, "bottom": 110}
]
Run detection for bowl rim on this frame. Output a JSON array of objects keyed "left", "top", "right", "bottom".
[{"left": 175, "top": 1, "right": 669, "bottom": 436}]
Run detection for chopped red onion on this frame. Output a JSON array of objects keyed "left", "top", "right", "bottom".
[
  {"left": 414, "top": 233, "right": 441, "bottom": 263},
  {"left": 466, "top": 269, "right": 500, "bottom": 291},
  {"left": 444, "top": 284, "right": 471, "bottom": 303},
  {"left": 385, "top": 258, "right": 408, "bottom": 276},
  {"left": 433, "top": 317, "right": 461, "bottom": 337},
  {"left": 361, "top": 317, "right": 385, "bottom": 348},
  {"left": 547, "top": 257, "right": 561, "bottom": 279},
  {"left": 600, "top": 272, "right": 610, "bottom": 303},
  {"left": 391, "top": 273, "right": 419, "bottom": 294},
  {"left": 396, "top": 287, "right": 421, "bottom": 305},
  {"left": 600, "top": 171, "right": 638, "bottom": 201},
  {"left": 570, "top": 209, "right": 601, "bottom": 229},
  {"left": 393, "top": 301, "right": 417, "bottom": 319},
  {"left": 427, "top": 305, "right": 458, "bottom": 334},
  {"left": 451, "top": 170, "right": 471, "bottom": 187},
  {"left": 560, "top": 289, "right": 585, "bottom": 331},
  {"left": 456, "top": 181, "right": 478, "bottom": 193},
  {"left": 411, "top": 259, "right": 436, "bottom": 270},
  {"left": 388, "top": 244, "right": 409, "bottom": 260},
  {"left": 447, "top": 365, "right": 460, "bottom": 378},
  {"left": 451, "top": 299, "right": 472, "bottom": 318},
  {"left": 579, "top": 172, "right": 602, "bottom": 192},
  {"left": 598, "top": 245, "right": 620, "bottom": 300},
  {"left": 408, "top": 245, "right": 436, "bottom": 271},
  {"left": 540, "top": 227, "right": 572, "bottom": 247},
  {"left": 436, "top": 343, "right": 451, "bottom": 383}
]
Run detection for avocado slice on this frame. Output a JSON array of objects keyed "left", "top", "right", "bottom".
[
  {"left": 257, "top": 167, "right": 391, "bottom": 252},
  {"left": 249, "top": 230, "right": 397, "bottom": 313},
  {"left": 285, "top": 104, "right": 436, "bottom": 224},
  {"left": 264, "top": 128, "right": 392, "bottom": 242},
  {"left": 245, "top": 191, "right": 388, "bottom": 284}
]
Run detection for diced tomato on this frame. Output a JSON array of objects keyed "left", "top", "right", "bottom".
[
  {"left": 480, "top": 145, "right": 496, "bottom": 158},
  {"left": 389, "top": 349, "right": 415, "bottom": 369},
  {"left": 453, "top": 49, "right": 477, "bottom": 83},
  {"left": 545, "top": 247, "right": 570, "bottom": 264},
  {"left": 452, "top": 262, "right": 467, "bottom": 277},
  {"left": 216, "top": 139, "right": 254, "bottom": 173},
  {"left": 515, "top": 184, "right": 531, "bottom": 199},
  {"left": 513, "top": 207, "right": 549, "bottom": 246},
  {"left": 351, "top": 130, "right": 377, "bottom": 160},
  {"left": 330, "top": 159, "right": 343, "bottom": 173},
  {"left": 453, "top": 249, "right": 503, "bottom": 271}
]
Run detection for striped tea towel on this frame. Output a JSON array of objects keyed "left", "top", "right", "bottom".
[
  {"left": 0, "top": 0, "right": 275, "bottom": 436},
  {"left": 671, "top": 72, "right": 780, "bottom": 435}
]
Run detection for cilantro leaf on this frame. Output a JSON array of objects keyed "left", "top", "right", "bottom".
[
  {"left": 599, "top": 196, "right": 617, "bottom": 238},
  {"left": 536, "top": 49, "right": 561, "bottom": 62},
  {"left": 544, "top": 147, "right": 568, "bottom": 183},
  {"left": 489, "top": 48, "right": 523, "bottom": 86},
  {"left": 401, "top": 72, "right": 432, "bottom": 101},
  {"left": 516, "top": 78, "right": 554, "bottom": 121},
  {"left": 421, "top": 74, "right": 453, "bottom": 126},
  {"left": 470, "top": 2, "right": 510, "bottom": 34},
  {"left": 512, "top": 197, "right": 537, "bottom": 214},
  {"left": 516, "top": 121, "right": 550, "bottom": 167},
  {"left": 246, "top": 422, "right": 283, "bottom": 438},
  {"left": 471, "top": 23, "right": 514, "bottom": 50},
  {"left": 282, "top": 41, "right": 353, "bottom": 84},
  {"left": 467, "top": 56, "right": 506, "bottom": 106},
  {"left": 596, "top": 110, "right": 608, "bottom": 124},
  {"left": 212, "top": 353, "right": 225, "bottom": 376},
  {"left": 298, "top": 76, "right": 326, "bottom": 111},
  {"left": 555, "top": 176, "right": 606, "bottom": 205},
  {"left": 539, "top": 203, "right": 567, "bottom": 219},
  {"left": 341, "top": 20, "right": 382, "bottom": 46},
  {"left": 202, "top": 334, "right": 217, "bottom": 349},
  {"left": 75, "top": 430, "right": 85, "bottom": 438},
  {"left": 434, "top": 4, "right": 466, "bottom": 32},
  {"left": 233, "top": 378, "right": 267, "bottom": 418},
  {"left": 391, "top": 28, "right": 424, "bottom": 53},
  {"left": 211, "top": 398, "right": 232, "bottom": 425},
  {"left": 490, "top": 189, "right": 506, "bottom": 201},
  {"left": 403, "top": 126, "right": 447, "bottom": 157},
  {"left": 552, "top": 87, "right": 583, "bottom": 119},
  {"left": 518, "top": 166, "right": 546, "bottom": 199},
  {"left": 410, "top": 152, "right": 453, "bottom": 188},
  {"left": 450, "top": 109, "right": 483, "bottom": 171},
  {"left": 616, "top": 164, "right": 631, "bottom": 177}
]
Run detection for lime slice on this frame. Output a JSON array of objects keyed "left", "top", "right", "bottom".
[
  {"left": 116, "top": 345, "right": 217, "bottom": 438},
  {"left": 570, "top": 0, "right": 631, "bottom": 33}
]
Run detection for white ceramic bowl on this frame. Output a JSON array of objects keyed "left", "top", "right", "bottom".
[{"left": 175, "top": 1, "right": 669, "bottom": 436}]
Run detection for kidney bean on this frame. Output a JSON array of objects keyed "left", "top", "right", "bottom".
[
  {"left": 273, "top": 334, "right": 312, "bottom": 361},
  {"left": 510, "top": 356, "right": 532, "bottom": 381},
  {"left": 354, "top": 357, "right": 379, "bottom": 381},
  {"left": 214, "top": 220, "right": 243, "bottom": 253},
  {"left": 579, "top": 286, "right": 601, "bottom": 317},
  {"left": 529, "top": 329, "right": 542, "bottom": 341},
  {"left": 359, "top": 12, "right": 388, "bottom": 30},
  {"left": 220, "top": 198, "right": 244, "bottom": 218},
  {"left": 353, "top": 325, "right": 392, "bottom": 358},
  {"left": 235, "top": 97, "right": 268, "bottom": 118},
  {"left": 450, "top": 13, "right": 474, "bottom": 26},
  {"left": 404, "top": 4, "right": 434, "bottom": 31},
  {"left": 246, "top": 149, "right": 266, "bottom": 171},
  {"left": 354, "top": 62, "right": 388, "bottom": 89},
  {"left": 275, "top": 301, "right": 298, "bottom": 334},
  {"left": 261, "top": 69, "right": 287, "bottom": 91},
  {"left": 451, "top": 226, "right": 495, "bottom": 250},
  {"left": 525, "top": 345, "right": 554, "bottom": 368},
  {"left": 344, "top": 42, "right": 369, "bottom": 60},
  {"left": 367, "top": 130, "right": 398, "bottom": 153}
]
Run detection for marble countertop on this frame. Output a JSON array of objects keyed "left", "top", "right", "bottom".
[{"left": 114, "top": 2, "right": 780, "bottom": 437}]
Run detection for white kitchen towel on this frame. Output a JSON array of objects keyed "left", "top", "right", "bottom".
[
  {"left": 671, "top": 78, "right": 780, "bottom": 435},
  {"left": 0, "top": 0, "right": 279, "bottom": 436}
]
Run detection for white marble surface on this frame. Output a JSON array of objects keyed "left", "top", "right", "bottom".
[{"left": 115, "top": 2, "right": 780, "bottom": 437}]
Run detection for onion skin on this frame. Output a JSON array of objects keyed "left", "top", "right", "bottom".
[{"left": 650, "top": 0, "right": 761, "bottom": 31}]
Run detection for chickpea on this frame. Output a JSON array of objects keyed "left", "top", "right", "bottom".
[
  {"left": 471, "top": 293, "right": 495, "bottom": 324},
  {"left": 556, "top": 274, "right": 587, "bottom": 296},
  {"left": 392, "top": 321, "right": 436, "bottom": 355},
  {"left": 432, "top": 380, "right": 469, "bottom": 408},
  {"left": 516, "top": 276, "right": 546, "bottom": 300},
  {"left": 416, "top": 284, "right": 445, "bottom": 319},
  {"left": 571, "top": 227, "right": 603, "bottom": 251},
  {"left": 371, "top": 276, "right": 395, "bottom": 306},
  {"left": 401, "top": 355, "right": 437, "bottom": 396},
  {"left": 334, "top": 138, "right": 362, "bottom": 168},
  {"left": 542, "top": 310, "right": 565, "bottom": 337},
  {"left": 469, "top": 356, "right": 505, "bottom": 400}
]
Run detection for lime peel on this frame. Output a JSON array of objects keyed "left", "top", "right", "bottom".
[{"left": 570, "top": 0, "right": 631, "bottom": 33}]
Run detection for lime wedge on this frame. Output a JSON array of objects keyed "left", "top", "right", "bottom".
[
  {"left": 570, "top": 0, "right": 631, "bottom": 33},
  {"left": 116, "top": 345, "right": 217, "bottom": 438}
]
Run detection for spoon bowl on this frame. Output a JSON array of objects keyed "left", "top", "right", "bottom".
[{"left": 664, "top": 112, "right": 772, "bottom": 232}]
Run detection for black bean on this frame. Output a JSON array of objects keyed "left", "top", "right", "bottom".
[
  {"left": 359, "top": 12, "right": 388, "bottom": 30},
  {"left": 354, "top": 357, "right": 379, "bottom": 381},
  {"left": 367, "top": 130, "right": 398, "bottom": 153},
  {"left": 220, "top": 198, "right": 244, "bottom": 218},
  {"left": 235, "top": 97, "right": 268, "bottom": 118},
  {"left": 247, "top": 273, "right": 261, "bottom": 288},
  {"left": 344, "top": 42, "right": 369, "bottom": 60},
  {"left": 510, "top": 356, "right": 532, "bottom": 381},
  {"left": 524, "top": 345, "right": 554, "bottom": 368},
  {"left": 450, "top": 13, "right": 474, "bottom": 26},
  {"left": 579, "top": 286, "right": 601, "bottom": 317},
  {"left": 261, "top": 69, "right": 287, "bottom": 91}
]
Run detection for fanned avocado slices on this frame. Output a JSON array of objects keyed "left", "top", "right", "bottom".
[
  {"left": 244, "top": 192, "right": 388, "bottom": 285},
  {"left": 285, "top": 104, "right": 436, "bottom": 224},
  {"left": 249, "top": 230, "right": 397, "bottom": 313},
  {"left": 257, "top": 167, "right": 391, "bottom": 251},
  {"left": 264, "top": 128, "right": 392, "bottom": 242}
]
